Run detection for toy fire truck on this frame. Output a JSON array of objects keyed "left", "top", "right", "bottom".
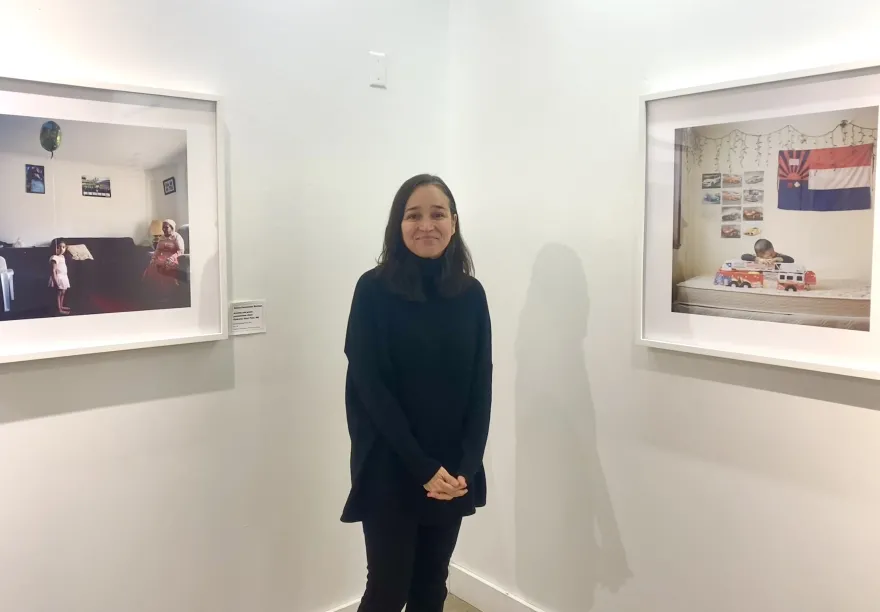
[{"left": 713, "top": 259, "right": 816, "bottom": 291}]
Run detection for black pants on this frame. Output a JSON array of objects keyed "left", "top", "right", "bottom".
[{"left": 357, "top": 513, "right": 462, "bottom": 612}]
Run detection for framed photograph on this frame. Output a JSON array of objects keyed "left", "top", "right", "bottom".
[
  {"left": 0, "top": 75, "right": 227, "bottom": 364},
  {"left": 81, "top": 175, "right": 111, "bottom": 197},
  {"left": 639, "top": 63, "right": 880, "bottom": 378},
  {"left": 26, "top": 164, "right": 45, "bottom": 194}
]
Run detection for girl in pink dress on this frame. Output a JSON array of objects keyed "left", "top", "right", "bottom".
[
  {"left": 49, "top": 240, "right": 70, "bottom": 315},
  {"left": 143, "top": 219, "right": 185, "bottom": 296}
]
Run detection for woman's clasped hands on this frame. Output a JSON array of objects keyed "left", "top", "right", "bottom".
[{"left": 423, "top": 467, "right": 468, "bottom": 501}]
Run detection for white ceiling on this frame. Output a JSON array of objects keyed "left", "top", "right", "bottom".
[{"left": 0, "top": 113, "right": 186, "bottom": 170}]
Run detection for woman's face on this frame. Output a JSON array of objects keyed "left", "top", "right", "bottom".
[
  {"left": 401, "top": 185, "right": 456, "bottom": 260},
  {"left": 162, "top": 222, "right": 173, "bottom": 237}
]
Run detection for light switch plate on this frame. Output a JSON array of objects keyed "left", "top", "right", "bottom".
[{"left": 369, "top": 51, "right": 387, "bottom": 89}]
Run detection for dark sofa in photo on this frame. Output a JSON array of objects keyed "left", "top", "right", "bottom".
[{"left": 0, "top": 237, "right": 159, "bottom": 320}]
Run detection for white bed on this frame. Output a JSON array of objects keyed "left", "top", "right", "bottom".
[{"left": 674, "top": 275, "right": 871, "bottom": 330}]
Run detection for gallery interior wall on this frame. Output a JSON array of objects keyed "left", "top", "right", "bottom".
[
  {"left": 3, "top": 3, "right": 880, "bottom": 612},
  {"left": 447, "top": 1, "right": 880, "bottom": 612},
  {"left": 0, "top": 2, "right": 449, "bottom": 612}
]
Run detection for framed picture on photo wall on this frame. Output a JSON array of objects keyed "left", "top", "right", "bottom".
[
  {"left": 25, "top": 164, "right": 45, "bottom": 194},
  {"left": 639, "top": 62, "right": 880, "bottom": 379},
  {"left": 0, "top": 75, "right": 227, "bottom": 364},
  {"left": 81, "top": 175, "right": 111, "bottom": 197}
]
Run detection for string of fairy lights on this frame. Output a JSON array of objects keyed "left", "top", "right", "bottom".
[{"left": 684, "top": 120, "right": 878, "bottom": 174}]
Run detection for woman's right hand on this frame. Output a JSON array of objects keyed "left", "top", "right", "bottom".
[{"left": 424, "top": 467, "right": 467, "bottom": 501}]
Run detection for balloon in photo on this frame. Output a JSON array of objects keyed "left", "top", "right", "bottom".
[{"left": 40, "top": 120, "right": 62, "bottom": 157}]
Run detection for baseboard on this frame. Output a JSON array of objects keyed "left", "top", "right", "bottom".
[
  {"left": 449, "top": 564, "right": 546, "bottom": 612},
  {"left": 323, "top": 564, "right": 544, "bottom": 612},
  {"left": 325, "top": 598, "right": 359, "bottom": 612}
]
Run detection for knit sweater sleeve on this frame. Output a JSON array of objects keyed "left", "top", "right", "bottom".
[
  {"left": 459, "top": 281, "right": 493, "bottom": 482},
  {"left": 344, "top": 273, "right": 441, "bottom": 486}
]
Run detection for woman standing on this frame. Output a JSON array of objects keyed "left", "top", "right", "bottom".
[{"left": 343, "top": 174, "right": 492, "bottom": 612}]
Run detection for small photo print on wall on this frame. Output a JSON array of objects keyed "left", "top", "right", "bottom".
[
  {"left": 721, "top": 206, "right": 741, "bottom": 222},
  {"left": 702, "top": 173, "right": 722, "bottom": 189},
  {"left": 82, "top": 176, "right": 111, "bottom": 198},
  {"left": 744, "top": 206, "right": 764, "bottom": 221},
  {"left": 745, "top": 171, "right": 764, "bottom": 186},
  {"left": 163, "top": 177, "right": 176, "bottom": 195},
  {"left": 722, "top": 190, "right": 741, "bottom": 203},
  {"left": 721, "top": 224, "right": 741, "bottom": 239},
  {"left": 25, "top": 164, "right": 45, "bottom": 194},
  {"left": 722, "top": 173, "right": 742, "bottom": 187},
  {"left": 743, "top": 222, "right": 763, "bottom": 237},
  {"left": 744, "top": 189, "right": 764, "bottom": 203},
  {"left": 702, "top": 191, "right": 721, "bottom": 204},
  {"left": 671, "top": 105, "right": 877, "bottom": 331}
]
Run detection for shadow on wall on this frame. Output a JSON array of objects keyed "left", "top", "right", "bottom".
[{"left": 514, "top": 244, "right": 632, "bottom": 612}]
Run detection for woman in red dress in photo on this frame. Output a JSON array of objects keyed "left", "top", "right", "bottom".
[{"left": 143, "top": 219, "right": 185, "bottom": 298}]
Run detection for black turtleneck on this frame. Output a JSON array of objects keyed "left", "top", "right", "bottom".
[{"left": 341, "top": 259, "right": 492, "bottom": 524}]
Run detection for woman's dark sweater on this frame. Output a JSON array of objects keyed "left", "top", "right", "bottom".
[{"left": 341, "top": 259, "right": 492, "bottom": 525}]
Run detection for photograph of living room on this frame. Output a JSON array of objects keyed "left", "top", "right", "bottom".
[{"left": 0, "top": 114, "right": 190, "bottom": 321}]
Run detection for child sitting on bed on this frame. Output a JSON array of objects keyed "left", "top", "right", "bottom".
[{"left": 741, "top": 239, "right": 794, "bottom": 267}]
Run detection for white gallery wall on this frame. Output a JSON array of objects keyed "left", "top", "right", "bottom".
[
  {"left": 3, "top": 2, "right": 880, "bottom": 612},
  {"left": 0, "top": 2, "right": 448, "bottom": 612},
  {"left": 447, "top": 1, "right": 880, "bottom": 612}
]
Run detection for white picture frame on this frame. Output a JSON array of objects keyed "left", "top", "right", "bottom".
[
  {"left": 0, "top": 75, "right": 228, "bottom": 364},
  {"left": 638, "top": 61, "right": 880, "bottom": 379}
]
